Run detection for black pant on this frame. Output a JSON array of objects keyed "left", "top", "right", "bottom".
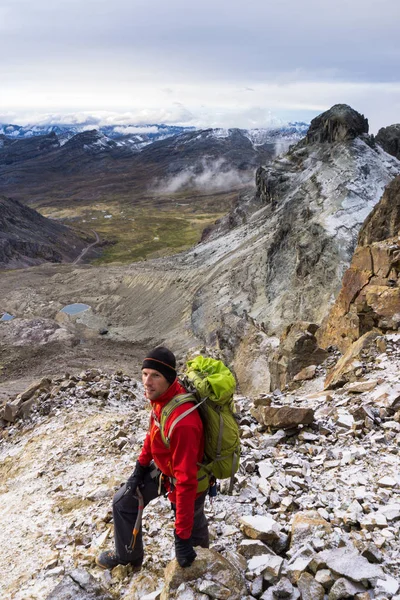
[{"left": 112, "top": 467, "right": 209, "bottom": 564}]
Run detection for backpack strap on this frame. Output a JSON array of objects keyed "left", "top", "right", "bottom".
[{"left": 159, "top": 393, "right": 207, "bottom": 447}]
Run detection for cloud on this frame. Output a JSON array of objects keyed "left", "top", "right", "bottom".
[
  {"left": 113, "top": 126, "right": 160, "bottom": 135},
  {"left": 1, "top": 0, "right": 399, "bottom": 133},
  {"left": 153, "top": 158, "right": 253, "bottom": 194}
]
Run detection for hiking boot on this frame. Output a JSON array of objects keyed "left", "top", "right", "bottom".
[
  {"left": 96, "top": 551, "right": 122, "bottom": 570},
  {"left": 96, "top": 550, "right": 142, "bottom": 571}
]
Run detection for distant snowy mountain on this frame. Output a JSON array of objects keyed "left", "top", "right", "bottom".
[
  {"left": 0, "top": 122, "right": 310, "bottom": 153},
  {"left": 0, "top": 123, "right": 196, "bottom": 149}
]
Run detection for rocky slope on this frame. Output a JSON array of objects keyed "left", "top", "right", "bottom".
[
  {"left": 1, "top": 105, "right": 399, "bottom": 393},
  {"left": 0, "top": 196, "right": 91, "bottom": 269},
  {"left": 0, "top": 335, "right": 399, "bottom": 599}
]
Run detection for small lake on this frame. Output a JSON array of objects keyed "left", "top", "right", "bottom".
[
  {"left": 61, "top": 303, "right": 91, "bottom": 315},
  {"left": 0, "top": 313, "right": 15, "bottom": 321}
]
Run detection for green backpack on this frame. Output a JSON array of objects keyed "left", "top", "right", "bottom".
[{"left": 157, "top": 355, "right": 241, "bottom": 494}]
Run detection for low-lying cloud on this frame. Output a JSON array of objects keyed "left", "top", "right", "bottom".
[{"left": 153, "top": 158, "right": 254, "bottom": 194}]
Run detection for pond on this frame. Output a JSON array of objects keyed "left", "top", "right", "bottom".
[
  {"left": 61, "top": 303, "right": 91, "bottom": 315},
  {"left": 0, "top": 312, "right": 15, "bottom": 321}
]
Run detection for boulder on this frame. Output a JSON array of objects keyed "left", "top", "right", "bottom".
[
  {"left": 46, "top": 568, "right": 113, "bottom": 600},
  {"left": 317, "top": 548, "right": 385, "bottom": 585},
  {"left": 293, "top": 365, "right": 317, "bottom": 381},
  {"left": 269, "top": 322, "right": 328, "bottom": 390},
  {"left": 344, "top": 380, "right": 379, "bottom": 393},
  {"left": 20, "top": 377, "right": 51, "bottom": 401},
  {"left": 251, "top": 405, "right": 314, "bottom": 429},
  {"left": 290, "top": 511, "right": 332, "bottom": 548},
  {"left": 239, "top": 515, "right": 281, "bottom": 545},
  {"left": 247, "top": 553, "right": 283, "bottom": 578},
  {"left": 238, "top": 539, "right": 274, "bottom": 559},
  {"left": 3, "top": 398, "right": 22, "bottom": 423},
  {"left": 324, "top": 331, "right": 381, "bottom": 389},
  {"left": 328, "top": 578, "right": 367, "bottom": 600},
  {"left": 297, "top": 572, "right": 325, "bottom": 600},
  {"left": 160, "top": 547, "right": 247, "bottom": 600}
]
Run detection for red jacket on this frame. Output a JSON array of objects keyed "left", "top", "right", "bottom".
[{"left": 138, "top": 379, "right": 205, "bottom": 539}]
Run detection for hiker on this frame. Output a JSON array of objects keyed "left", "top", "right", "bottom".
[{"left": 96, "top": 346, "right": 209, "bottom": 571}]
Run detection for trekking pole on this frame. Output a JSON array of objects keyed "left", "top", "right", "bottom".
[{"left": 129, "top": 488, "right": 144, "bottom": 551}]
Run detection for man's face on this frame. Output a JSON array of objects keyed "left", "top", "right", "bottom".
[{"left": 142, "top": 368, "right": 170, "bottom": 400}]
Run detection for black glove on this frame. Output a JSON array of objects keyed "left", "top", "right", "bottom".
[
  {"left": 174, "top": 531, "right": 196, "bottom": 568},
  {"left": 126, "top": 460, "right": 147, "bottom": 495}
]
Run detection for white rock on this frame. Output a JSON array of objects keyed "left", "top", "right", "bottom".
[
  {"left": 336, "top": 412, "right": 354, "bottom": 429},
  {"left": 360, "top": 512, "right": 388, "bottom": 530},
  {"left": 258, "top": 478, "right": 272, "bottom": 497},
  {"left": 247, "top": 554, "right": 282, "bottom": 577},
  {"left": 379, "top": 503, "right": 400, "bottom": 520},
  {"left": 239, "top": 515, "right": 281, "bottom": 543},
  {"left": 378, "top": 476, "right": 397, "bottom": 488},
  {"left": 375, "top": 574, "right": 399, "bottom": 596},
  {"left": 258, "top": 461, "right": 275, "bottom": 479},
  {"left": 141, "top": 591, "right": 162, "bottom": 600}
]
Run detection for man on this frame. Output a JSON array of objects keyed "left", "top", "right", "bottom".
[{"left": 96, "top": 346, "right": 209, "bottom": 570}]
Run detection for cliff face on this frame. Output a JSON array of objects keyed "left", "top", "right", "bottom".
[
  {"left": 224, "top": 108, "right": 400, "bottom": 334},
  {"left": 0, "top": 196, "right": 89, "bottom": 269},
  {"left": 317, "top": 177, "right": 400, "bottom": 354},
  {"left": 357, "top": 175, "right": 400, "bottom": 246},
  {"left": 376, "top": 124, "right": 400, "bottom": 160}
]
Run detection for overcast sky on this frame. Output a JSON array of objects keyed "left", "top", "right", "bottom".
[{"left": 1, "top": 0, "right": 399, "bottom": 132}]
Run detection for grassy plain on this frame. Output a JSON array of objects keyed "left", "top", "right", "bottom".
[{"left": 37, "top": 189, "right": 238, "bottom": 264}]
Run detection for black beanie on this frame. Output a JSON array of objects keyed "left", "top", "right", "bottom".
[{"left": 142, "top": 346, "right": 177, "bottom": 384}]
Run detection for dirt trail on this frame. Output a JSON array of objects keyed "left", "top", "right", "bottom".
[{"left": 73, "top": 230, "right": 100, "bottom": 265}]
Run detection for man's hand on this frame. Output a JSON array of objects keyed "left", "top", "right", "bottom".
[
  {"left": 174, "top": 531, "right": 196, "bottom": 567},
  {"left": 126, "top": 460, "right": 147, "bottom": 496}
]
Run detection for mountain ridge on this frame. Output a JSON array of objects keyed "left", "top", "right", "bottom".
[
  {"left": 1, "top": 105, "right": 399, "bottom": 395},
  {"left": 0, "top": 196, "right": 92, "bottom": 269}
]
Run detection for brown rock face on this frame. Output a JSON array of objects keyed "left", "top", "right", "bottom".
[
  {"left": 269, "top": 322, "right": 328, "bottom": 390},
  {"left": 305, "top": 104, "right": 369, "bottom": 144},
  {"left": 317, "top": 237, "right": 400, "bottom": 354},
  {"left": 358, "top": 176, "right": 400, "bottom": 246},
  {"left": 324, "top": 330, "right": 381, "bottom": 389}
]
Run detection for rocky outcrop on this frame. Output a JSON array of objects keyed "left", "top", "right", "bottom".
[
  {"left": 317, "top": 236, "right": 400, "bottom": 354},
  {"left": 245, "top": 104, "right": 399, "bottom": 341},
  {"left": 358, "top": 175, "right": 400, "bottom": 245},
  {"left": 376, "top": 123, "right": 400, "bottom": 160},
  {"left": 317, "top": 177, "right": 400, "bottom": 355},
  {"left": 0, "top": 196, "right": 90, "bottom": 268},
  {"left": 303, "top": 104, "right": 369, "bottom": 145},
  {"left": 269, "top": 322, "right": 328, "bottom": 390}
]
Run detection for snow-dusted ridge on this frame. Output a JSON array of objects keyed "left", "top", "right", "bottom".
[{"left": 0, "top": 122, "right": 310, "bottom": 153}]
